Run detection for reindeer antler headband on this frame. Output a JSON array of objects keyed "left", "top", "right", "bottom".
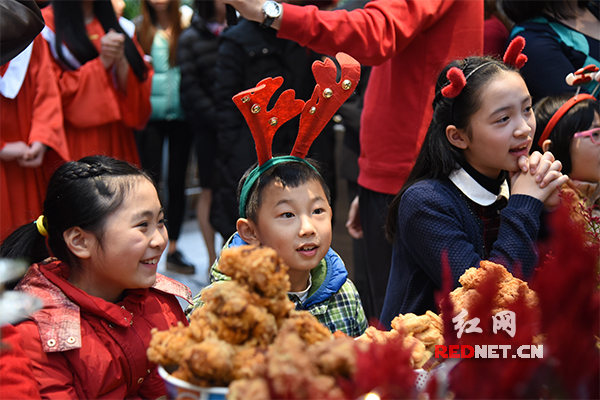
[
  {"left": 441, "top": 36, "right": 528, "bottom": 99},
  {"left": 537, "top": 64, "right": 599, "bottom": 148},
  {"left": 235, "top": 52, "right": 361, "bottom": 218}
]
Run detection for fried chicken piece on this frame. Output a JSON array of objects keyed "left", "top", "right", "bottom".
[
  {"left": 356, "top": 326, "right": 400, "bottom": 344},
  {"left": 281, "top": 310, "right": 333, "bottom": 345},
  {"left": 228, "top": 378, "right": 271, "bottom": 400},
  {"left": 187, "top": 307, "right": 218, "bottom": 342},
  {"left": 413, "top": 327, "right": 443, "bottom": 347},
  {"left": 217, "top": 245, "right": 291, "bottom": 297},
  {"left": 426, "top": 310, "right": 443, "bottom": 333},
  {"left": 200, "top": 281, "right": 278, "bottom": 345},
  {"left": 459, "top": 261, "right": 512, "bottom": 290},
  {"left": 267, "top": 326, "right": 335, "bottom": 399},
  {"left": 391, "top": 313, "right": 431, "bottom": 333},
  {"left": 146, "top": 322, "right": 197, "bottom": 366},
  {"left": 449, "top": 260, "right": 538, "bottom": 315},
  {"left": 403, "top": 335, "right": 427, "bottom": 368},
  {"left": 180, "top": 338, "right": 236, "bottom": 387},
  {"left": 308, "top": 336, "right": 357, "bottom": 378},
  {"left": 232, "top": 345, "right": 268, "bottom": 380}
]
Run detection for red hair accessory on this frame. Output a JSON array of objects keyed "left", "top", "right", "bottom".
[
  {"left": 234, "top": 53, "right": 361, "bottom": 218},
  {"left": 537, "top": 93, "right": 596, "bottom": 148},
  {"left": 232, "top": 52, "right": 360, "bottom": 166},
  {"left": 503, "top": 36, "right": 528, "bottom": 69},
  {"left": 441, "top": 67, "right": 467, "bottom": 99},
  {"left": 565, "top": 64, "right": 600, "bottom": 87}
]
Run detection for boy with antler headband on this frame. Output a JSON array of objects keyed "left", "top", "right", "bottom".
[{"left": 189, "top": 53, "right": 368, "bottom": 337}]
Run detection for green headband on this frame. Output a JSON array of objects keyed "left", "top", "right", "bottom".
[{"left": 238, "top": 156, "right": 319, "bottom": 218}]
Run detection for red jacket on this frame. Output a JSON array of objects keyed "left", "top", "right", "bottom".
[
  {"left": 0, "top": 325, "right": 41, "bottom": 400},
  {"left": 278, "top": 0, "right": 484, "bottom": 194},
  {"left": 14, "top": 260, "right": 191, "bottom": 399}
]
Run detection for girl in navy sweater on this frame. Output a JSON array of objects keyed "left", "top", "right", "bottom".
[{"left": 380, "top": 48, "right": 568, "bottom": 326}]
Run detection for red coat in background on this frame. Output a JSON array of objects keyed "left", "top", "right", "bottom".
[
  {"left": 14, "top": 260, "right": 191, "bottom": 399},
  {"left": 278, "top": 0, "right": 484, "bottom": 195},
  {"left": 0, "top": 35, "right": 70, "bottom": 242},
  {"left": 41, "top": 6, "right": 153, "bottom": 165},
  {"left": 0, "top": 324, "right": 42, "bottom": 400}
]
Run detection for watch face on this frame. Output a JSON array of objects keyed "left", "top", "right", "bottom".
[{"left": 264, "top": 1, "right": 280, "bottom": 17}]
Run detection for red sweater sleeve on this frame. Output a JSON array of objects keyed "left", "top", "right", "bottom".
[{"left": 278, "top": 0, "right": 456, "bottom": 66}]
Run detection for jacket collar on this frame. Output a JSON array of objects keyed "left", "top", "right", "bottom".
[{"left": 16, "top": 260, "right": 191, "bottom": 353}]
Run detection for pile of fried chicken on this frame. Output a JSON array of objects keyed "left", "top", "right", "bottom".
[{"left": 147, "top": 245, "right": 357, "bottom": 399}]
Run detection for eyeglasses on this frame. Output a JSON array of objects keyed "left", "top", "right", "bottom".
[{"left": 573, "top": 128, "right": 600, "bottom": 144}]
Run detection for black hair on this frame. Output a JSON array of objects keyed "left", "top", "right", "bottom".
[
  {"left": 195, "top": 0, "right": 216, "bottom": 21},
  {"left": 52, "top": 0, "right": 148, "bottom": 81},
  {"left": 501, "top": 0, "right": 588, "bottom": 23},
  {"left": 0, "top": 156, "right": 154, "bottom": 268},
  {"left": 531, "top": 94, "right": 599, "bottom": 175},
  {"left": 237, "top": 158, "right": 331, "bottom": 223},
  {"left": 385, "top": 56, "right": 520, "bottom": 241}
]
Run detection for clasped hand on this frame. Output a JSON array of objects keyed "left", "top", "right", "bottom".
[
  {"left": 511, "top": 151, "right": 569, "bottom": 209},
  {"left": 0, "top": 141, "right": 46, "bottom": 167}
]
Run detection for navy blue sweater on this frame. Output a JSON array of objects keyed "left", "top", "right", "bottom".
[{"left": 380, "top": 178, "right": 544, "bottom": 328}]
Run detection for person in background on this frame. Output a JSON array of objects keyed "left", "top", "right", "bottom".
[
  {"left": 502, "top": 0, "right": 599, "bottom": 102},
  {"left": 484, "top": 0, "right": 512, "bottom": 57},
  {"left": 178, "top": 0, "right": 227, "bottom": 270},
  {"left": 135, "top": 0, "right": 196, "bottom": 275},
  {"left": 111, "top": 0, "right": 126, "bottom": 18},
  {"left": 1, "top": 155, "right": 192, "bottom": 399},
  {"left": 222, "top": 0, "right": 484, "bottom": 322},
  {"left": 40, "top": 0, "right": 152, "bottom": 165},
  {"left": 532, "top": 93, "right": 600, "bottom": 216},
  {"left": 0, "top": 35, "right": 70, "bottom": 242},
  {"left": 381, "top": 53, "right": 567, "bottom": 326}
]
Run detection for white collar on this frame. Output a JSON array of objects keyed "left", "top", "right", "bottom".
[
  {"left": 288, "top": 273, "right": 312, "bottom": 304},
  {"left": 449, "top": 167, "right": 509, "bottom": 206},
  {"left": 0, "top": 41, "right": 33, "bottom": 99}
]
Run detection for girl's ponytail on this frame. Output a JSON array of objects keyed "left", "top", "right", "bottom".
[{"left": 0, "top": 221, "right": 51, "bottom": 265}]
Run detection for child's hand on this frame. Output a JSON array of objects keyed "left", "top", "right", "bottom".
[
  {"left": 511, "top": 152, "right": 569, "bottom": 203},
  {"left": 19, "top": 141, "right": 46, "bottom": 168},
  {"left": 100, "top": 29, "right": 125, "bottom": 69},
  {"left": 0, "top": 141, "right": 29, "bottom": 161}
]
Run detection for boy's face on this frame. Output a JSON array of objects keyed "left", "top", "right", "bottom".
[{"left": 252, "top": 179, "right": 332, "bottom": 273}]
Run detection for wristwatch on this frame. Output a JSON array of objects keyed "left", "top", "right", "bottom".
[{"left": 260, "top": 1, "right": 282, "bottom": 28}]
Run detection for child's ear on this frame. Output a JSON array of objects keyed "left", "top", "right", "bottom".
[
  {"left": 63, "top": 227, "right": 94, "bottom": 259},
  {"left": 236, "top": 218, "right": 260, "bottom": 245},
  {"left": 541, "top": 139, "right": 553, "bottom": 153},
  {"left": 446, "top": 125, "right": 469, "bottom": 149}
]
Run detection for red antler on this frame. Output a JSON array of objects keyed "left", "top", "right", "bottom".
[
  {"left": 292, "top": 53, "right": 361, "bottom": 159},
  {"left": 441, "top": 67, "right": 467, "bottom": 98},
  {"left": 232, "top": 77, "right": 304, "bottom": 165},
  {"left": 503, "top": 36, "right": 527, "bottom": 69}
]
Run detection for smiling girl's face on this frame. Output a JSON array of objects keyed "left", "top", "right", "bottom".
[
  {"left": 457, "top": 71, "right": 536, "bottom": 178},
  {"left": 70, "top": 177, "right": 168, "bottom": 302}
]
